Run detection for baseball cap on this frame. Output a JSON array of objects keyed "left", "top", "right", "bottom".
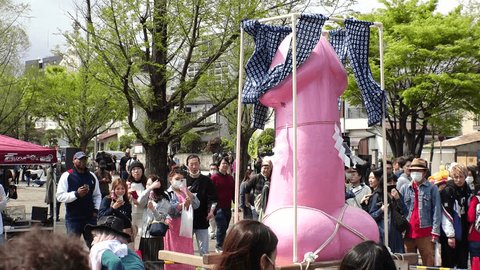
[{"left": 73, "top": 151, "right": 87, "bottom": 160}]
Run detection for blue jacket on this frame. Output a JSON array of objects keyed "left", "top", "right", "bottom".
[{"left": 400, "top": 179, "right": 442, "bottom": 236}]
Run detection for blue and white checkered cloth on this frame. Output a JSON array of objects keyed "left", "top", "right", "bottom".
[
  {"left": 242, "top": 15, "right": 384, "bottom": 128},
  {"left": 241, "top": 14, "right": 327, "bottom": 129},
  {"left": 330, "top": 19, "right": 385, "bottom": 126}
]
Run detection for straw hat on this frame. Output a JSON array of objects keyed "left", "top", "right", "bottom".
[{"left": 410, "top": 158, "right": 427, "bottom": 171}]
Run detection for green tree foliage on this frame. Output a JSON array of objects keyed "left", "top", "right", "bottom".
[
  {"left": 257, "top": 128, "right": 275, "bottom": 155},
  {"left": 248, "top": 131, "right": 260, "bottom": 161},
  {"left": 344, "top": 0, "right": 480, "bottom": 157},
  {"left": 42, "top": 129, "right": 63, "bottom": 147},
  {"left": 107, "top": 140, "right": 119, "bottom": 151},
  {"left": 119, "top": 134, "right": 136, "bottom": 151},
  {"left": 0, "top": 1, "right": 31, "bottom": 138},
  {"left": 30, "top": 65, "right": 127, "bottom": 151},
  {"left": 180, "top": 132, "right": 202, "bottom": 153},
  {"left": 72, "top": 0, "right": 307, "bottom": 178}
]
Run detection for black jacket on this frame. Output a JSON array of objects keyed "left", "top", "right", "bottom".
[{"left": 187, "top": 174, "right": 218, "bottom": 229}]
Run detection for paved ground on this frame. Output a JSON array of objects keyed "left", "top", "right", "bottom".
[{"left": 5, "top": 180, "right": 222, "bottom": 256}]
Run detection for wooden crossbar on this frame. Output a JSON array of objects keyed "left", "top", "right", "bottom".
[
  {"left": 159, "top": 251, "right": 341, "bottom": 269},
  {"left": 159, "top": 251, "right": 416, "bottom": 269},
  {"left": 158, "top": 251, "right": 214, "bottom": 269}
]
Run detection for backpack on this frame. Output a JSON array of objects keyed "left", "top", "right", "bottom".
[{"left": 475, "top": 195, "right": 480, "bottom": 232}]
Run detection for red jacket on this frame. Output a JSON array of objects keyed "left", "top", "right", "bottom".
[
  {"left": 468, "top": 195, "right": 480, "bottom": 242},
  {"left": 210, "top": 173, "right": 235, "bottom": 209}
]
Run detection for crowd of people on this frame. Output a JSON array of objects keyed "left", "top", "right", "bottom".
[
  {"left": 50, "top": 149, "right": 226, "bottom": 269},
  {"left": 5, "top": 146, "right": 480, "bottom": 269},
  {"left": 345, "top": 155, "right": 480, "bottom": 268}
]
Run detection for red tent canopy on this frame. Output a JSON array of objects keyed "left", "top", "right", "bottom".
[{"left": 0, "top": 134, "right": 57, "bottom": 165}]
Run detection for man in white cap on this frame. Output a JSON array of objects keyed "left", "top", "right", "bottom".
[
  {"left": 245, "top": 158, "right": 273, "bottom": 220},
  {"left": 56, "top": 151, "right": 101, "bottom": 248}
]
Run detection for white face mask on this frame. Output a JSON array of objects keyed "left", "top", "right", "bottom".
[
  {"left": 172, "top": 179, "right": 184, "bottom": 189},
  {"left": 466, "top": 176, "right": 474, "bottom": 185},
  {"left": 411, "top": 172, "right": 423, "bottom": 182}
]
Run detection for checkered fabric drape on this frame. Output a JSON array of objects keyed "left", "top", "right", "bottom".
[
  {"left": 241, "top": 14, "right": 327, "bottom": 129},
  {"left": 241, "top": 15, "right": 384, "bottom": 128},
  {"left": 330, "top": 19, "right": 385, "bottom": 126}
]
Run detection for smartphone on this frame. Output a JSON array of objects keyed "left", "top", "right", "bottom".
[
  {"left": 131, "top": 190, "right": 138, "bottom": 200},
  {"left": 387, "top": 184, "right": 396, "bottom": 193},
  {"left": 83, "top": 184, "right": 89, "bottom": 190}
]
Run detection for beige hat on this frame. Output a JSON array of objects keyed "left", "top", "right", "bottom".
[{"left": 410, "top": 158, "right": 427, "bottom": 171}]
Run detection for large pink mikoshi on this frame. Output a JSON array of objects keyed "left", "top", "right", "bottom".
[{"left": 258, "top": 35, "right": 379, "bottom": 264}]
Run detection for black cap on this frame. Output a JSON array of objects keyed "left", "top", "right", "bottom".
[
  {"left": 84, "top": 216, "right": 130, "bottom": 241},
  {"left": 129, "top": 160, "right": 144, "bottom": 173}
]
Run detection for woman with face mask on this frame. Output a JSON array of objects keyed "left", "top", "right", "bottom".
[
  {"left": 466, "top": 165, "right": 479, "bottom": 193},
  {"left": 164, "top": 168, "right": 200, "bottom": 270},
  {"left": 399, "top": 158, "right": 442, "bottom": 267}
]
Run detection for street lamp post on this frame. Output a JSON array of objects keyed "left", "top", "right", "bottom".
[{"left": 438, "top": 135, "right": 445, "bottom": 165}]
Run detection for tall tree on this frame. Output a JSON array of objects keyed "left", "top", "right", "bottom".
[
  {"left": 0, "top": 0, "right": 32, "bottom": 138},
  {"left": 72, "top": 0, "right": 305, "bottom": 178},
  {"left": 28, "top": 64, "right": 127, "bottom": 151},
  {"left": 344, "top": 0, "right": 480, "bottom": 157}
]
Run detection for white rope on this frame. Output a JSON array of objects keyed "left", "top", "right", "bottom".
[{"left": 263, "top": 205, "right": 369, "bottom": 267}]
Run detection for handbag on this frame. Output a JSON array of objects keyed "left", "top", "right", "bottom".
[
  {"left": 391, "top": 205, "right": 409, "bottom": 233},
  {"left": 179, "top": 204, "right": 193, "bottom": 238},
  {"left": 8, "top": 185, "right": 17, "bottom": 200},
  {"left": 148, "top": 221, "right": 169, "bottom": 237}
]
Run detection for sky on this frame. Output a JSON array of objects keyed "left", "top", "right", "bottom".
[
  {"left": 18, "top": 0, "right": 460, "bottom": 62},
  {"left": 16, "top": 0, "right": 75, "bottom": 61}
]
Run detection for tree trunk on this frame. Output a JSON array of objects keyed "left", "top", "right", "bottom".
[
  {"left": 80, "top": 137, "right": 90, "bottom": 152},
  {"left": 238, "top": 129, "right": 255, "bottom": 182},
  {"left": 144, "top": 141, "right": 169, "bottom": 180}
]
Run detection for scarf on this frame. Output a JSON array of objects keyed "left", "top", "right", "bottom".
[
  {"left": 189, "top": 171, "right": 201, "bottom": 178},
  {"left": 89, "top": 237, "right": 128, "bottom": 270}
]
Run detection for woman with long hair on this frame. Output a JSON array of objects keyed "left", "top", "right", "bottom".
[
  {"left": 98, "top": 178, "right": 133, "bottom": 241},
  {"left": 240, "top": 168, "right": 254, "bottom": 219},
  {"left": 214, "top": 220, "right": 278, "bottom": 270},
  {"left": 366, "top": 168, "right": 405, "bottom": 253}
]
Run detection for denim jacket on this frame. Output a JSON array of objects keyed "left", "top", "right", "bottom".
[{"left": 400, "top": 179, "right": 442, "bottom": 236}]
